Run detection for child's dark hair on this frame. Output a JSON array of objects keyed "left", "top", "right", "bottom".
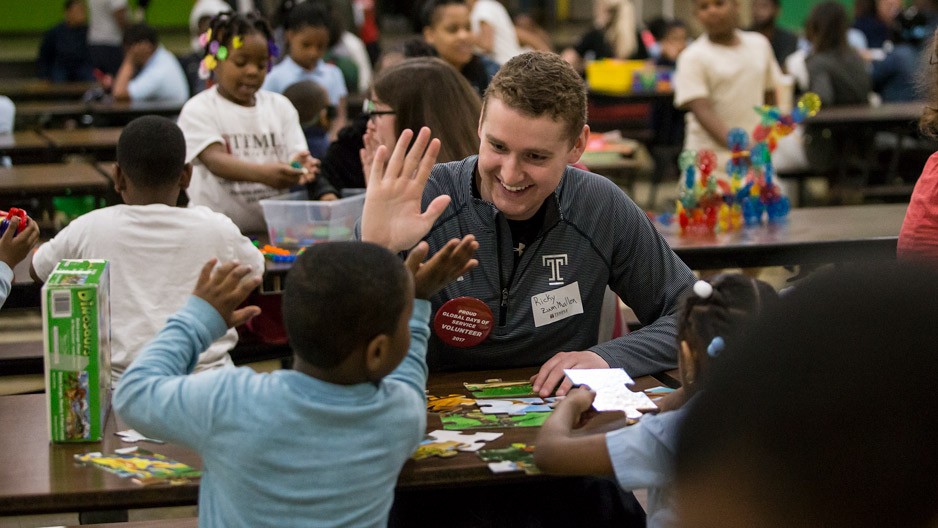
[
  {"left": 419, "top": 0, "right": 467, "bottom": 29},
  {"left": 283, "top": 242, "right": 411, "bottom": 369},
  {"left": 677, "top": 274, "right": 777, "bottom": 362},
  {"left": 805, "top": 2, "right": 849, "bottom": 54},
  {"left": 64, "top": 0, "right": 83, "bottom": 10},
  {"left": 116, "top": 116, "right": 186, "bottom": 189},
  {"left": 123, "top": 23, "right": 159, "bottom": 48},
  {"left": 647, "top": 17, "right": 685, "bottom": 41},
  {"left": 203, "top": 11, "right": 275, "bottom": 62},
  {"left": 285, "top": 1, "right": 330, "bottom": 32},
  {"left": 676, "top": 262, "right": 938, "bottom": 527}
]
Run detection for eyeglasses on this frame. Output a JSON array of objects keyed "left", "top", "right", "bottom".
[{"left": 363, "top": 99, "right": 395, "bottom": 122}]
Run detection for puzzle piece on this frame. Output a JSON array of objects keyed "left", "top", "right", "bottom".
[
  {"left": 475, "top": 397, "right": 556, "bottom": 415},
  {"left": 564, "top": 368, "right": 657, "bottom": 419},
  {"left": 464, "top": 380, "right": 536, "bottom": 398},
  {"left": 440, "top": 410, "right": 550, "bottom": 430},
  {"left": 478, "top": 443, "right": 540, "bottom": 475},
  {"left": 426, "top": 430, "right": 503, "bottom": 452},
  {"left": 412, "top": 440, "right": 464, "bottom": 460},
  {"left": 115, "top": 429, "right": 165, "bottom": 444},
  {"left": 426, "top": 394, "right": 475, "bottom": 413}
]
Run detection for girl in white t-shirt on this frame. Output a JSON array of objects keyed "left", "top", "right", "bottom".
[{"left": 178, "top": 11, "right": 336, "bottom": 232}]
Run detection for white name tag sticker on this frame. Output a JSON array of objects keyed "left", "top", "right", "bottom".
[{"left": 531, "top": 282, "right": 584, "bottom": 327}]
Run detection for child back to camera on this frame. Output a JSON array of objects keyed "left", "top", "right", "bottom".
[
  {"left": 114, "top": 128, "right": 479, "bottom": 527},
  {"left": 30, "top": 116, "right": 263, "bottom": 383},
  {"left": 535, "top": 274, "right": 777, "bottom": 528},
  {"left": 263, "top": 1, "right": 348, "bottom": 142},
  {"left": 674, "top": 0, "right": 782, "bottom": 163},
  {"left": 177, "top": 11, "right": 332, "bottom": 234}
]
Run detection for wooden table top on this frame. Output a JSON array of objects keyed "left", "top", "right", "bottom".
[
  {"left": 805, "top": 102, "right": 925, "bottom": 127},
  {"left": 0, "top": 163, "right": 110, "bottom": 193},
  {"left": 39, "top": 127, "right": 123, "bottom": 149},
  {"left": 655, "top": 203, "right": 907, "bottom": 269},
  {"left": 0, "top": 367, "right": 664, "bottom": 515},
  {"left": 0, "top": 131, "right": 51, "bottom": 151},
  {"left": 2, "top": 80, "right": 92, "bottom": 102}
]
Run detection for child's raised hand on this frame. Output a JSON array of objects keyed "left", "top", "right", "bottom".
[
  {"left": 259, "top": 163, "right": 308, "bottom": 189},
  {"left": 360, "top": 127, "right": 451, "bottom": 253},
  {"left": 192, "top": 258, "right": 262, "bottom": 328},
  {"left": 0, "top": 216, "right": 39, "bottom": 270},
  {"left": 404, "top": 237, "right": 479, "bottom": 300}
]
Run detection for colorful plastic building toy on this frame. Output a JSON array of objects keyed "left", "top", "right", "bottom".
[
  {"left": 670, "top": 93, "right": 820, "bottom": 235},
  {"left": 257, "top": 243, "right": 306, "bottom": 263},
  {"left": 0, "top": 208, "right": 29, "bottom": 237}
]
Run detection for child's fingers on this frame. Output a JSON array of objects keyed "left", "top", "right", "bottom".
[
  {"left": 400, "top": 127, "right": 432, "bottom": 180},
  {"left": 414, "top": 137, "right": 441, "bottom": 182},
  {"left": 404, "top": 241, "right": 430, "bottom": 276},
  {"left": 196, "top": 258, "right": 219, "bottom": 287},
  {"left": 0, "top": 217, "right": 16, "bottom": 243},
  {"left": 230, "top": 305, "right": 262, "bottom": 327},
  {"left": 21, "top": 220, "right": 40, "bottom": 247},
  {"left": 218, "top": 263, "right": 254, "bottom": 291},
  {"left": 385, "top": 129, "right": 415, "bottom": 181},
  {"left": 367, "top": 145, "right": 389, "bottom": 187}
]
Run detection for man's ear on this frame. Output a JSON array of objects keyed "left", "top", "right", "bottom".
[
  {"left": 179, "top": 162, "right": 193, "bottom": 190},
  {"left": 113, "top": 164, "right": 126, "bottom": 193},
  {"left": 566, "top": 124, "right": 590, "bottom": 165},
  {"left": 364, "top": 333, "right": 389, "bottom": 376}
]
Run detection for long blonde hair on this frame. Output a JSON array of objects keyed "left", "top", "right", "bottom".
[{"left": 596, "top": 0, "right": 638, "bottom": 60}]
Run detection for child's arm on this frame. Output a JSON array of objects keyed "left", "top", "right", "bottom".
[
  {"left": 385, "top": 238, "right": 479, "bottom": 392},
  {"left": 686, "top": 98, "right": 732, "bottom": 149},
  {"left": 329, "top": 97, "right": 347, "bottom": 143},
  {"left": 0, "top": 216, "right": 39, "bottom": 309},
  {"left": 197, "top": 143, "right": 310, "bottom": 189},
  {"left": 360, "top": 127, "right": 451, "bottom": 253},
  {"left": 534, "top": 387, "right": 615, "bottom": 475},
  {"left": 112, "top": 259, "right": 261, "bottom": 448}
]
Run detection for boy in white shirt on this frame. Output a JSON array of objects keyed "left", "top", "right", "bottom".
[
  {"left": 31, "top": 116, "right": 263, "bottom": 384},
  {"left": 674, "top": 0, "right": 782, "bottom": 165}
]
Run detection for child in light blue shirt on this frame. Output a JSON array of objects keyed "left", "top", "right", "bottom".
[
  {"left": 114, "top": 128, "right": 478, "bottom": 528},
  {"left": 0, "top": 214, "right": 39, "bottom": 309},
  {"left": 535, "top": 274, "right": 777, "bottom": 528},
  {"left": 263, "top": 1, "right": 347, "bottom": 141}
]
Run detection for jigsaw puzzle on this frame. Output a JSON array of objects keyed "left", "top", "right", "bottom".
[
  {"left": 475, "top": 397, "right": 557, "bottom": 415},
  {"left": 463, "top": 380, "right": 537, "bottom": 398},
  {"left": 477, "top": 443, "right": 540, "bottom": 475},
  {"left": 440, "top": 410, "right": 550, "bottom": 430}
]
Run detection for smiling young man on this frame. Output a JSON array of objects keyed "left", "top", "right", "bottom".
[{"left": 412, "top": 51, "right": 696, "bottom": 396}]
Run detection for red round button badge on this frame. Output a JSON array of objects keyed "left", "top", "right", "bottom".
[{"left": 433, "top": 297, "right": 494, "bottom": 348}]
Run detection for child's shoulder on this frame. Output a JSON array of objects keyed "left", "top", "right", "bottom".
[
  {"left": 737, "top": 30, "right": 773, "bottom": 51},
  {"left": 254, "top": 88, "right": 296, "bottom": 110}
]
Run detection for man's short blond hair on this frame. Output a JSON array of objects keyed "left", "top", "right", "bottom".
[{"left": 483, "top": 51, "right": 588, "bottom": 145}]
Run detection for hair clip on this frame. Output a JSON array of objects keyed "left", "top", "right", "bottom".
[
  {"left": 198, "top": 30, "right": 210, "bottom": 48},
  {"left": 217, "top": 45, "right": 228, "bottom": 60},
  {"left": 198, "top": 61, "right": 210, "bottom": 79},
  {"left": 233, "top": 36, "right": 243, "bottom": 49},
  {"left": 202, "top": 54, "right": 217, "bottom": 71},
  {"left": 268, "top": 40, "right": 279, "bottom": 59},
  {"left": 707, "top": 336, "right": 724, "bottom": 358},
  {"left": 209, "top": 41, "right": 220, "bottom": 55},
  {"left": 693, "top": 279, "right": 713, "bottom": 299}
]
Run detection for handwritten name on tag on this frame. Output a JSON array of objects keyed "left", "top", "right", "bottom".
[{"left": 531, "top": 282, "right": 584, "bottom": 327}]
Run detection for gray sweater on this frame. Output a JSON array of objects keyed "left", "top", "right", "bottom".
[{"left": 419, "top": 156, "right": 696, "bottom": 375}]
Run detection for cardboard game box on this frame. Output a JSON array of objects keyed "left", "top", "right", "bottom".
[{"left": 41, "top": 259, "right": 112, "bottom": 442}]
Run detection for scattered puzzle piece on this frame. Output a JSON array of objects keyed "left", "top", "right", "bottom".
[
  {"left": 564, "top": 368, "right": 658, "bottom": 419},
  {"left": 412, "top": 440, "right": 464, "bottom": 460},
  {"left": 426, "top": 394, "right": 476, "bottom": 413},
  {"left": 427, "top": 430, "right": 503, "bottom": 452},
  {"left": 441, "top": 410, "right": 550, "bottom": 430},
  {"left": 115, "top": 429, "right": 164, "bottom": 444},
  {"left": 476, "top": 397, "right": 556, "bottom": 415},
  {"left": 478, "top": 443, "right": 539, "bottom": 475},
  {"left": 464, "top": 380, "right": 536, "bottom": 398}
]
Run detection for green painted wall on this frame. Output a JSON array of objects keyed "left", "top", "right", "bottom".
[
  {"left": 777, "top": 0, "right": 858, "bottom": 32},
  {"left": 0, "top": 0, "right": 192, "bottom": 32}
]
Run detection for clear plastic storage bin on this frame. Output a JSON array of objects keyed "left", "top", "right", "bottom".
[{"left": 259, "top": 191, "right": 365, "bottom": 248}]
